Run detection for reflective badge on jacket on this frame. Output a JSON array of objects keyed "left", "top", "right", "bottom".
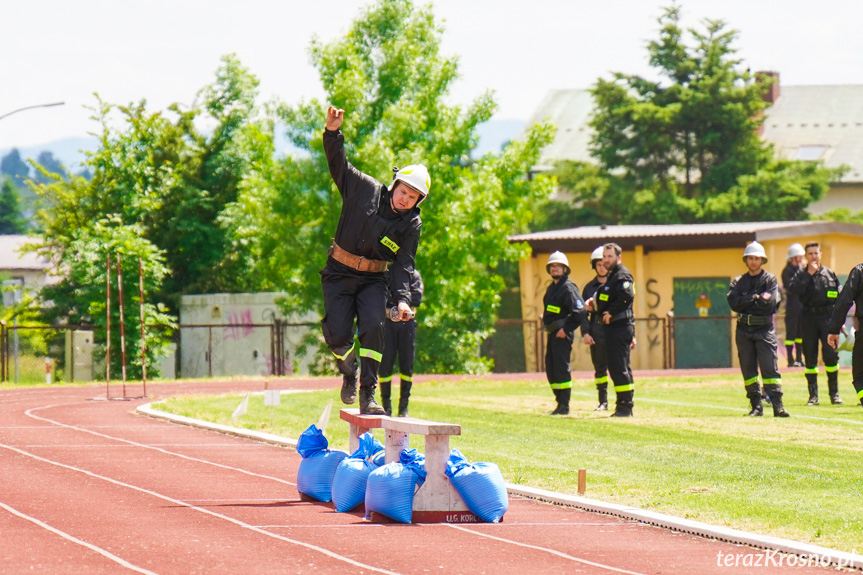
[
  {"left": 380, "top": 236, "right": 400, "bottom": 253},
  {"left": 827, "top": 290, "right": 838, "bottom": 298},
  {"left": 546, "top": 305, "right": 561, "bottom": 314}
]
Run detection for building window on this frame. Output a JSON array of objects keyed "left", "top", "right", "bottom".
[{"left": 795, "top": 145, "right": 828, "bottom": 161}]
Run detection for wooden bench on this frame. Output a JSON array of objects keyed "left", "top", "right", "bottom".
[{"left": 340, "top": 408, "right": 477, "bottom": 523}]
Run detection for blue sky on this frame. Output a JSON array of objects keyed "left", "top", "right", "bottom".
[{"left": 1, "top": 0, "right": 861, "bottom": 150}]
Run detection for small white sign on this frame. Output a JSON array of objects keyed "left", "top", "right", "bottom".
[{"left": 264, "top": 389, "right": 281, "bottom": 406}]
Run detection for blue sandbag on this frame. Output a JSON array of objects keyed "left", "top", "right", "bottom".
[
  {"left": 445, "top": 448, "right": 508, "bottom": 523},
  {"left": 295, "top": 424, "right": 348, "bottom": 502},
  {"left": 332, "top": 432, "right": 384, "bottom": 513},
  {"left": 364, "top": 448, "right": 427, "bottom": 523}
]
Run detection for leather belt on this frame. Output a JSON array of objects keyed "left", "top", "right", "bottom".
[
  {"left": 737, "top": 314, "right": 772, "bottom": 326},
  {"left": 803, "top": 304, "right": 833, "bottom": 315},
  {"left": 609, "top": 309, "right": 634, "bottom": 323},
  {"left": 328, "top": 241, "right": 388, "bottom": 273}
]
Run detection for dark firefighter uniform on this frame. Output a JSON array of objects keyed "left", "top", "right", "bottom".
[
  {"left": 781, "top": 260, "right": 804, "bottom": 366},
  {"left": 788, "top": 264, "right": 842, "bottom": 404},
  {"left": 727, "top": 270, "right": 789, "bottom": 416},
  {"left": 829, "top": 264, "right": 863, "bottom": 407},
  {"left": 595, "top": 264, "right": 636, "bottom": 417},
  {"left": 582, "top": 277, "right": 609, "bottom": 409},
  {"left": 379, "top": 268, "right": 424, "bottom": 417},
  {"left": 321, "top": 128, "right": 422, "bottom": 407},
  {"left": 543, "top": 274, "right": 586, "bottom": 415}
]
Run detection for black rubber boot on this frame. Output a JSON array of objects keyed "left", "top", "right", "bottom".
[
  {"left": 795, "top": 344, "right": 803, "bottom": 366},
  {"left": 379, "top": 380, "right": 392, "bottom": 416},
  {"left": 397, "top": 381, "right": 412, "bottom": 417},
  {"left": 786, "top": 344, "right": 795, "bottom": 368},
  {"left": 595, "top": 384, "right": 608, "bottom": 411},
  {"left": 611, "top": 391, "right": 633, "bottom": 417},
  {"left": 745, "top": 383, "right": 763, "bottom": 416},
  {"left": 765, "top": 383, "right": 790, "bottom": 417},
  {"left": 553, "top": 389, "right": 570, "bottom": 416},
  {"left": 359, "top": 386, "right": 387, "bottom": 415},
  {"left": 806, "top": 373, "right": 819, "bottom": 405},
  {"left": 549, "top": 388, "right": 562, "bottom": 415},
  {"left": 827, "top": 371, "right": 842, "bottom": 404},
  {"left": 340, "top": 371, "right": 358, "bottom": 405},
  {"left": 337, "top": 350, "right": 359, "bottom": 405}
]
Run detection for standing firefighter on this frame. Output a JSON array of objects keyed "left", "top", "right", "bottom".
[
  {"left": 787, "top": 242, "right": 843, "bottom": 405},
  {"left": 379, "top": 268, "right": 423, "bottom": 417},
  {"left": 782, "top": 243, "right": 805, "bottom": 367},
  {"left": 828, "top": 264, "right": 863, "bottom": 408},
  {"left": 542, "top": 251, "right": 587, "bottom": 415},
  {"left": 582, "top": 246, "right": 610, "bottom": 410},
  {"left": 321, "top": 106, "right": 429, "bottom": 415},
  {"left": 592, "top": 243, "right": 637, "bottom": 417},
  {"left": 727, "top": 241, "right": 790, "bottom": 417}
]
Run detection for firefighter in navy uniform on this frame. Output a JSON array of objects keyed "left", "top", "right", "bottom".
[
  {"left": 321, "top": 106, "right": 429, "bottom": 415},
  {"left": 379, "top": 268, "right": 424, "bottom": 417},
  {"left": 542, "top": 251, "right": 587, "bottom": 415},
  {"left": 787, "top": 242, "right": 843, "bottom": 405},
  {"left": 782, "top": 243, "right": 805, "bottom": 367},
  {"left": 592, "top": 243, "right": 637, "bottom": 417},
  {"left": 726, "top": 241, "right": 790, "bottom": 417},
  {"left": 828, "top": 264, "right": 863, "bottom": 408},
  {"left": 582, "top": 246, "right": 610, "bottom": 411}
]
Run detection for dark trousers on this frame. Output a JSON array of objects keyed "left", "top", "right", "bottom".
[
  {"left": 379, "top": 318, "right": 417, "bottom": 401},
  {"left": 801, "top": 313, "right": 839, "bottom": 372},
  {"left": 545, "top": 332, "right": 574, "bottom": 389},
  {"left": 605, "top": 321, "right": 634, "bottom": 406},
  {"left": 852, "top": 331, "right": 863, "bottom": 404},
  {"left": 590, "top": 336, "right": 609, "bottom": 393},
  {"left": 320, "top": 267, "right": 387, "bottom": 389},
  {"left": 736, "top": 325, "right": 783, "bottom": 397}
]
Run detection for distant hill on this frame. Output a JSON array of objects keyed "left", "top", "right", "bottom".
[{"left": 1, "top": 119, "right": 526, "bottom": 172}]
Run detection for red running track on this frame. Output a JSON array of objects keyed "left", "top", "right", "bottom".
[{"left": 0, "top": 378, "right": 836, "bottom": 574}]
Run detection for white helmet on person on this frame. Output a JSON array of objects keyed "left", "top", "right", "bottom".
[
  {"left": 547, "top": 251, "right": 570, "bottom": 274},
  {"left": 590, "top": 246, "right": 604, "bottom": 268},
  {"left": 787, "top": 243, "right": 805, "bottom": 259},
  {"left": 389, "top": 164, "right": 431, "bottom": 205},
  {"left": 743, "top": 241, "right": 768, "bottom": 264}
]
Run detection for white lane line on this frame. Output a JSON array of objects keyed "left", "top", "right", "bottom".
[
  {"left": 446, "top": 523, "right": 649, "bottom": 575},
  {"left": 0, "top": 501, "right": 158, "bottom": 575},
  {"left": 24, "top": 405, "right": 297, "bottom": 486},
  {"left": 0, "top": 442, "right": 403, "bottom": 575}
]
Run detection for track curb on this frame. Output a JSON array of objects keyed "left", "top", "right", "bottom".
[{"left": 137, "top": 402, "right": 862, "bottom": 570}]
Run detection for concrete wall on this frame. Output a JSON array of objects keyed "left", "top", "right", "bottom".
[{"left": 179, "top": 293, "right": 318, "bottom": 378}]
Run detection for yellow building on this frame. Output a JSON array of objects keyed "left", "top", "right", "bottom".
[{"left": 509, "top": 222, "right": 863, "bottom": 372}]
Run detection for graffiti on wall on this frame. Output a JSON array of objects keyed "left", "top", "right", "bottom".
[
  {"left": 224, "top": 309, "right": 254, "bottom": 340},
  {"left": 644, "top": 279, "right": 662, "bottom": 352}
]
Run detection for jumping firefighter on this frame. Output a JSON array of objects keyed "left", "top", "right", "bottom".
[
  {"left": 726, "top": 241, "right": 790, "bottom": 417},
  {"left": 787, "top": 242, "right": 843, "bottom": 405},
  {"left": 828, "top": 263, "right": 863, "bottom": 408},
  {"left": 542, "top": 251, "right": 587, "bottom": 415},
  {"left": 592, "top": 243, "right": 637, "bottom": 417},
  {"left": 321, "top": 106, "right": 428, "bottom": 415},
  {"left": 379, "top": 268, "right": 424, "bottom": 417},
  {"left": 782, "top": 243, "right": 805, "bottom": 367},
  {"left": 582, "top": 246, "right": 610, "bottom": 410}
]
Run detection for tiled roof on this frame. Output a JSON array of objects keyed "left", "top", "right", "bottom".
[
  {"left": 0, "top": 235, "right": 49, "bottom": 271},
  {"left": 508, "top": 221, "right": 863, "bottom": 252}
]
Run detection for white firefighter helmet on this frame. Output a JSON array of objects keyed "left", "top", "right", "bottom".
[
  {"left": 743, "top": 241, "right": 768, "bottom": 264},
  {"left": 590, "top": 246, "right": 604, "bottom": 268},
  {"left": 547, "top": 251, "right": 570, "bottom": 274},
  {"left": 787, "top": 243, "right": 805, "bottom": 259},
  {"left": 389, "top": 164, "right": 431, "bottom": 205}
]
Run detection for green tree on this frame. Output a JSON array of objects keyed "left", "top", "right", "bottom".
[
  {"left": 587, "top": 4, "right": 838, "bottom": 223},
  {"left": 38, "top": 219, "right": 175, "bottom": 379},
  {"left": 31, "top": 55, "right": 274, "bottom": 311},
  {"left": 226, "top": 0, "right": 554, "bottom": 372},
  {"left": 0, "top": 148, "right": 30, "bottom": 185},
  {"left": 0, "top": 178, "right": 27, "bottom": 234},
  {"left": 32, "top": 151, "right": 67, "bottom": 184}
]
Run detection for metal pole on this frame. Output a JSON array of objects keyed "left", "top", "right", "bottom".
[
  {"left": 0, "top": 101, "right": 64, "bottom": 122},
  {"left": 106, "top": 253, "right": 111, "bottom": 399},
  {"left": 13, "top": 318, "right": 18, "bottom": 383},
  {"left": 138, "top": 258, "right": 147, "bottom": 396},
  {"left": 116, "top": 255, "right": 127, "bottom": 396}
]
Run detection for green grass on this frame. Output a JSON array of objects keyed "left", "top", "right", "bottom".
[{"left": 152, "top": 372, "right": 863, "bottom": 553}]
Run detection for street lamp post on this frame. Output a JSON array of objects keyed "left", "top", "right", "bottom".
[{"left": 0, "top": 101, "right": 64, "bottom": 122}]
